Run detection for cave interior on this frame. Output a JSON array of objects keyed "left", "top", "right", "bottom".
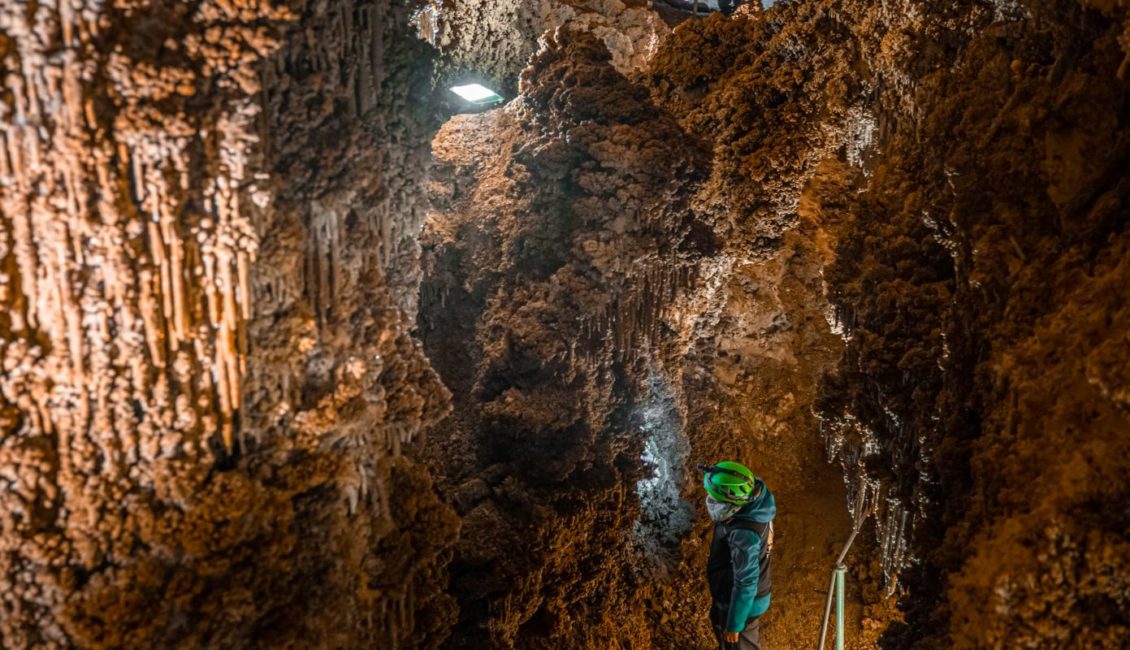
[{"left": 0, "top": 0, "right": 1128, "bottom": 648}]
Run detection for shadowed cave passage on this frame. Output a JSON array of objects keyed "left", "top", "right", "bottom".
[{"left": 399, "top": 1, "right": 1130, "bottom": 645}]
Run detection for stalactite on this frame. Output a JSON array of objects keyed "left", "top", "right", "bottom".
[{"left": 1, "top": 0, "right": 454, "bottom": 646}]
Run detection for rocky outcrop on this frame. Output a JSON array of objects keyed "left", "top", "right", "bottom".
[
  {"left": 418, "top": 0, "right": 669, "bottom": 91},
  {"left": 419, "top": 28, "right": 721, "bottom": 648},
  {"left": 1, "top": 1, "right": 454, "bottom": 647}
]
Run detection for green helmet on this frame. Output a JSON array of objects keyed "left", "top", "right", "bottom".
[{"left": 700, "top": 461, "right": 759, "bottom": 505}]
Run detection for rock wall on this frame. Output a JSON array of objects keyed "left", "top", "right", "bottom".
[
  {"left": 0, "top": 1, "right": 455, "bottom": 647},
  {"left": 417, "top": 0, "right": 669, "bottom": 91},
  {"left": 417, "top": 5, "right": 873, "bottom": 645},
  {"left": 3, "top": 0, "right": 1127, "bottom": 647},
  {"left": 818, "top": 0, "right": 1130, "bottom": 645},
  {"left": 643, "top": 7, "right": 872, "bottom": 645},
  {"left": 418, "top": 1, "right": 961, "bottom": 646},
  {"left": 635, "top": 0, "right": 1130, "bottom": 646},
  {"left": 419, "top": 28, "right": 723, "bottom": 648},
  {"left": 641, "top": 1, "right": 1130, "bottom": 645}
]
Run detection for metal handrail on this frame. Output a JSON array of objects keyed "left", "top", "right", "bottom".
[{"left": 817, "top": 482, "right": 867, "bottom": 650}]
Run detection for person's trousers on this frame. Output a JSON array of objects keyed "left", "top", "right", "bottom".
[{"left": 711, "top": 608, "right": 761, "bottom": 650}]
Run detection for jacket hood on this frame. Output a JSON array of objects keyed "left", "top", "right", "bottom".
[{"left": 733, "top": 479, "right": 776, "bottom": 524}]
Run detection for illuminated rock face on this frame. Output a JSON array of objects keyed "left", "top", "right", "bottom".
[
  {"left": 646, "top": 0, "right": 1130, "bottom": 645},
  {"left": 416, "top": 1, "right": 1130, "bottom": 646},
  {"left": 0, "top": 1, "right": 454, "bottom": 647},
  {"left": 419, "top": 28, "right": 722, "bottom": 647}
]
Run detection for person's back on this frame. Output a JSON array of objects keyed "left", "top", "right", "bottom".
[{"left": 700, "top": 462, "right": 777, "bottom": 650}]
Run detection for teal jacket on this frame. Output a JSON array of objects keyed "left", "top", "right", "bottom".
[{"left": 708, "top": 482, "right": 776, "bottom": 632}]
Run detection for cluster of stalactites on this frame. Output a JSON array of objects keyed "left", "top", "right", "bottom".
[
  {"left": 0, "top": 2, "right": 286, "bottom": 457},
  {"left": 821, "top": 413, "right": 915, "bottom": 592},
  {"left": 576, "top": 257, "right": 701, "bottom": 367}
]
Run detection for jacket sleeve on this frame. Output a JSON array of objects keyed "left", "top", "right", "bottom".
[{"left": 724, "top": 528, "right": 762, "bottom": 633}]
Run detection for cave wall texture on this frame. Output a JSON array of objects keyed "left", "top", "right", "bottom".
[
  {"left": 655, "top": 1, "right": 1130, "bottom": 646},
  {"left": 2, "top": 0, "right": 1129, "bottom": 648},
  {"left": 418, "top": 28, "right": 723, "bottom": 647},
  {"left": 417, "top": 0, "right": 669, "bottom": 90},
  {"left": 423, "top": 0, "right": 1130, "bottom": 648},
  {"left": 813, "top": 0, "right": 1130, "bottom": 646},
  {"left": 1, "top": 1, "right": 456, "bottom": 647},
  {"left": 648, "top": 0, "right": 1130, "bottom": 646}
]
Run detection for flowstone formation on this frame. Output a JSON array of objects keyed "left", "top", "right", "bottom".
[
  {"left": 419, "top": 28, "right": 722, "bottom": 648},
  {"left": 1, "top": 1, "right": 455, "bottom": 647}
]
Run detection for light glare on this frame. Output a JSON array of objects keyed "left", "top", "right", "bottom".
[{"left": 450, "top": 83, "right": 502, "bottom": 104}]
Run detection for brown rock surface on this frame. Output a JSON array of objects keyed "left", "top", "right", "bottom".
[
  {"left": 421, "top": 1, "right": 1130, "bottom": 645},
  {"left": 803, "top": 0, "right": 1130, "bottom": 646},
  {"left": 419, "top": 28, "right": 721, "bottom": 647},
  {"left": 418, "top": 0, "right": 669, "bottom": 91},
  {"left": 1, "top": 1, "right": 454, "bottom": 647},
  {"left": 3, "top": 0, "right": 1128, "bottom": 647}
]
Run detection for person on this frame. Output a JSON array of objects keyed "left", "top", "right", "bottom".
[{"left": 700, "top": 461, "right": 776, "bottom": 650}]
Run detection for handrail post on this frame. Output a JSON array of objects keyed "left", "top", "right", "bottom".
[
  {"left": 819, "top": 481, "right": 867, "bottom": 650},
  {"left": 834, "top": 565, "right": 846, "bottom": 650}
]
